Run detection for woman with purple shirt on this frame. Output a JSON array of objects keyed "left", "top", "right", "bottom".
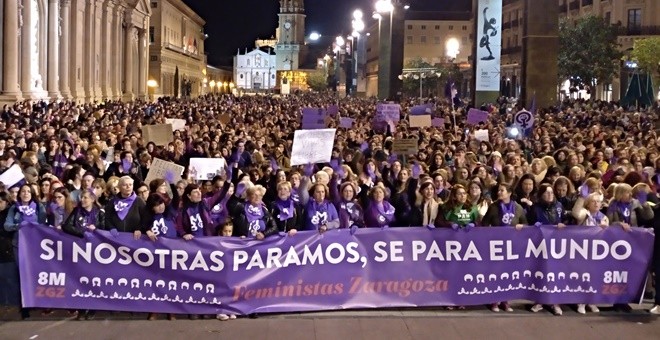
[
  {"left": 364, "top": 185, "right": 396, "bottom": 228},
  {"left": 304, "top": 183, "right": 340, "bottom": 232},
  {"left": 176, "top": 181, "right": 230, "bottom": 240},
  {"left": 271, "top": 181, "right": 304, "bottom": 236}
]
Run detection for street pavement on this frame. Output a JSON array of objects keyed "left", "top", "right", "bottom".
[{"left": 0, "top": 302, "right": 659, "bottom": 340}]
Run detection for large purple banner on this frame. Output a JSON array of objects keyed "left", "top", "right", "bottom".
[{"left": 19, "top": 223, "right": 654, "bottom": 315}]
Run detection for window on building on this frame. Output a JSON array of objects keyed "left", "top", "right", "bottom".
[
  {"left": 507, "top": 37, "right": 511, "bottom": 48},
  {"left": 420, "top": 36, "right": 427, "bottom": 44},
  {"left": 421, "top": 25, "right": 426, "bottom": 30},
  {"left": 462, "top": 25, "right": 467, "bottom": 31},
  {"left": 407, "top": 36, "right": 413, "bottom": 44},
  {"left": 434, "top": 36, "right": 441, "bottom": 45},
  {"left": 407, "top": 25, "right": 413, "bottom": 30},
  {"left": 514, "top": 34, "right": 518, "bottom": 46},
  {"left": 462, "top": 36, "right": 468, "bottom": 44},
  {"left": 604, "top": 11, "right": 611, "bottom": 24},
  {"left": 448, "top": 25, "right": 454, "bottom": 30},
  {"left": 151, "top": 2, "right": 157, "bottom": 8},
  {"left": 627, "top": 9, "right": 642, "bottom": 32},
  {"left": 435, "top": 25, "right": 440, "bottom": 30},
  {"left": 149, "top": 26, "right": 155, "bottom": 44}
]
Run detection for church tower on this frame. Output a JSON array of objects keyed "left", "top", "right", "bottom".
[{"left": 275, "top": 0, "right": 306, "bottom": 71}]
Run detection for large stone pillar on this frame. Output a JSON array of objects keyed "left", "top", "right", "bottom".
[
  {"left": 20, "top": 0, "right": 35, "bottom": 98},
  {"left": 123, "top": 25, "right": 134, "bottom": 101},
  {"left": 1, "top": 0, "right": 22, "bottom": 100},
  {"left": 93, "top": 1, "right": 102, "bottom": 101},
  {"left": 83, "top": 0, "right": 94, "bottom": 102},
  {"left": 521, "top": 0, "right": 559, "bottom": 109},
  {"left": 47, "top": 0, "right": 61, "bottom": 100},
  {"left": 137, "top": 28, "right": 146, "bottom": 99},
  {"left": 59, "top": 0, "right": 71, "bottom": 99},
  {"left": 111, "top": 3, "right": 122, "bottom": 100},
  {"left": 100, "top": 0, "right": 113, "bottom": 99}
]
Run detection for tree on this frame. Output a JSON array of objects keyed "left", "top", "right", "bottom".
[
  {"left": 306, "top": 71, "right": 327, "bottom": 92},
  {"left": 630, "top": 37, "right": 660, "bottom": 81},
  {"left": 401, "top": 58, "right": 462, "bottom": 98},
  {"left": 558, "top": 15, "right": 623, "bottom": 89}
]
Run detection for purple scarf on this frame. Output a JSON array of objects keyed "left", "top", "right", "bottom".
[
  {"left": 275, "top": 198, "right": 295, "bottom": 221},
  {"left": 52, "top": 153, "right": 68, "bottom": 177},
  {"left": 78, "top": 206, "right": 98, "bottom": 227},
  {"left": 245, "top": 203, "right": 266, "bottom": 236},
  {"left": 500, "top": 201, "right": 516, "bottom": 226},
  {"left": 17, "top": 202, "right": 38, "bottom": 223},
  {"left": 121, "top": 159, "right": 132, "bottom": 173},
  {"left": 609, "top": 201, "right": 632, "bottom": 224},
  {"left": 49, "top": 202, "right": 66, "bottom": 227},
  {"left": 339, "top": 200, "right": 361, "bottom": 229},
  {"left": 113, "top": 193, "right": 137, "bottom": 221},
  {"left": 371, "top": 200, "right": 395, "bottom": 226}
]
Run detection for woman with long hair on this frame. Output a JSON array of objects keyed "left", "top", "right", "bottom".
[
  {"left": 364, "top": 184, "right": 396, "bottom": 228},
  {"left": 61, "top": 190, "right": 105, "bottom": 320},
  {"left": 513, "top": 173, "right": 537, "bottom": 212},
  {"left": 606, "top": 183, "right": 654, "bottom": 230},
  {"left": 176, "top": 181, "right": 230, "bottom": 240},
  {"left": 435, "top": 184, "right": 477, "bottom": 229},
  {"left": 468, "top": 181, "right": 491, "bottom": 223},
  {"left": 410, "top": 181, "right": 441, "bottom": 228},
  {"left": 47, "top": 187, "right": 75, "bottom": 229}
]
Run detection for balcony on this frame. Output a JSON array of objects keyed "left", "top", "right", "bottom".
[{"left": 618, "top": 25, "right": 660, "bottom": 36}]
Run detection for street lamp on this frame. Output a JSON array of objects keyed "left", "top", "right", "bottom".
[
  {"left": 446, "top": 37, "right": 460, "bottom": 60},
  {"left": 147, "top": 79, "right": 158, "bottom": 101},
  {"left": 209, "top": 80, "right": 216, "bottom": 94},
  {"left": 309, "top": 32, "right": 322, "bottom": 41}
]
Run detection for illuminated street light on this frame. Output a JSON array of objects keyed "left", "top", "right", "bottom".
[
  {"left": 353, "top": 9, "right": 363, "bottom": 20},
  {"left": 147, "top": 79, "right": 158, "bottom": 88},
  {"left": 309, "top": 32, "right": 322, "bottom": 41},
  {"left": 375, "top": 0, "right": 393, "bottom": 13},
  {"left": 336, "top": 36, "right": 345, "bottom": 47},
  {"left": 446, "top": 37, "right": 460, "bottom": 59}
]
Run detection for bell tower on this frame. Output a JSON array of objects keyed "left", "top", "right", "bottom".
[{"left": 275, "top": 0, "right": 306, "bottom": 71}]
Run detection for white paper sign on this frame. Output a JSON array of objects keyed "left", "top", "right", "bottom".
[
  {"left": 145, "top": 158, "right": 185, "bottom": 184},
  {"left": 0, "top": 165, "right": 26, "bottom": 188},
  {"left": 188, "top": 158, "right": 227, "bottom": 181},
  {"left": 165, "top": 118, "right": 187, "bottom": 131},
  {"left": 290, "top": 129, "right": 337, "bottom": 166},
  {"left": 475, "top": 129, "right": 490, "bottom": 142}
]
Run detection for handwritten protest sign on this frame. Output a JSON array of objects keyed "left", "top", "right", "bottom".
[
  {"left": 290, "top": 129, "right": 337, "bottom": 165},
  {"left": 467, "top": 108, "right": 489, "bottom": 125},
  {"left": 0, "top": 165, "right": 25, "bottom": 188},
  {"left": 144, "top": 158, "right": 185, "bottom": 184},
  {"left": 188, "top": 158, "right": 227, "bottom": 181},
  {"left": 377, "top": 103, "right": 401, "bottom": 121},
  {"left": 165, "top": 119, "right": 186, "bottom": 131},
  {"left": 141, "top": 124, "right": 173, "bottom": 146},
  {"left": 475, "top": 129, "right": 490, "bottom": 142},
  {"left": 302, "top": 108, "right": 327, "bottom": 129},
  {"left": 392, "top": 139, "right": 419, "bottom": 155},
  {"left": 409, "top": 115, "right": 432, "bottom": 128}
]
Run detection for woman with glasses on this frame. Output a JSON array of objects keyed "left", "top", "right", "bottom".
[
  {"left": 47, "top": 187, "right": 75, "bottom": 230},
  {"left": 136, "top": 182, "right": 150, "bottom": 202}
]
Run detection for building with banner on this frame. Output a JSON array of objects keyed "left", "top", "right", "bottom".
[
  {"left": 148, "top": 0, "right": 207, "bottom": 99},
  {"left": 0, "top": 0, "right": 151, "bottom": 104}
]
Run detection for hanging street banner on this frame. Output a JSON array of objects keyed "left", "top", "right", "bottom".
[
  {"left": 19, "top": 223, "right": 654, "bottom": 315},
  {"left": 475, "top": 0, "right": 502, "bottom": 92}
]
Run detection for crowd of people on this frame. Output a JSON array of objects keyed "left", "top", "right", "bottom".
[{"left": 0, "top": 92, "right": 659, "bottom": 321}]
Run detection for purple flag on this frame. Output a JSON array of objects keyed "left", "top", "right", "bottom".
[
  {"left": 410, "top": 104, "right": 433, "bottom": 116},
  {"left": 327, "top": 105, "right": 339, "bottom": 117},
  {"left": 467, "top": 108, "right": 489, "bottom": 125},
  {"left": 19, "top": 224, "right": 653, "bottom": 315},
  {"left": 432, "top": 118, "right": 445, "bottom": 127},
  {"left": 377, "top": 103, "right": 400, "bottom": 122},
  {"left": 339, "top": 117, "right": 354, "bottom": 129}
]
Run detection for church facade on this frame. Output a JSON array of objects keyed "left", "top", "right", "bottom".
[
  {"left": 233, "top": 0, "right": 307, "bottom": 91},
  {"left": 0, "top": 0, "right": 151, "bottom": 104}
]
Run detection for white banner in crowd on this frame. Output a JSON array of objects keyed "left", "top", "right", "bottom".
[
  {"left": 189, "top": 158, "right": 227, "bottom": 181},
  {"left": 290, "top": 129, "right": 337, "bottom": 166},
  {"left": 0, "top": 165, "right": 25, "bottom": 188},
  {"left": 145, "top": 158, "right": 185, "bottom": 184},
  {"left": 165, "top": 118, "right": 187, "bottom": 131},
  {"left": 475, "top": 0, "right": 502, "bottom": 92}
]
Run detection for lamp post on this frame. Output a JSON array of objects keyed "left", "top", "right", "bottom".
[
  {"left": 209, "top": 80, "right": 216, "bottom": 94},
  {"left": 147, "top": 79, "right": 158, "bottom": 102},
  {"left": 374, "top": 0, "right": 406, "bottom": 101},
  {"left": 350, "top": 9, "right": 365, "bottom": 96}
]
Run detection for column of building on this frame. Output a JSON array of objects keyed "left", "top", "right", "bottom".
[
  {"left": 20, "top": 0, "right": 35, "bottom": 99},
  {"left": 47, "top": 0, "right": 61, "bottom": 99},
  {"left": 58, "top": 0, "right": 71, "bottom": 99},
  {"left": 1, "top": 0, "right": 22, "bottom": 101},
  {"left": 137, "top": 27, "right": 147, "bottom": 99},
  {"left": 112, "top": 2, "right": 123, "bottom": 100},
  {"left": 93, "top": 1, "right": 102, "bottom": 100},
  {"left": 100, "top": 0, "right": 113, "bottom": 99},
  {"left": 123, "top": 10, "right": 135, "bottom": 101}
]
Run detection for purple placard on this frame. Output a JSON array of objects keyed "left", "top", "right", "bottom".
[
  {"left": 432, "top": 118, "right": 445, "bottom": 127},
  {"left": 302, "top": 108, "right": 326, "bottom": 129},
  {"left": 327, "top": 105, "right": 339, "bottom": 117},
  {"left": 19, "top": 224, "right": 654, "bottom": 315},
  {"left": 411, "top": 104, "right": 433, "bottom": 116},
  {"left": 467, "top": 108, "right": 489, "bottom": 125},
  {"left": 377, "top": 103, "right": 400, "bottom": 122},
  {"left": 339, "top": 117, "right": 354, "bottom": 129}
]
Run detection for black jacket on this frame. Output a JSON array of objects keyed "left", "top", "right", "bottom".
[
  {"left": 103, "top": 196, "right": 147, "bottom": 233},
  {"left": 62, "top": 206, "right": 106, "bottom": 238},
  {"left": 232, "top": 202, "right": 278, "bottom": 238}
]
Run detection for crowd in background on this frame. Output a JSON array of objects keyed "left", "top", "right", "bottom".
[{"left": 1, "top": 93, "right": 659, "bottom": 320}]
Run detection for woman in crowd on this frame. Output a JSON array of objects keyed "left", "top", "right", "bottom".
[
  {"left": 514, "top": 173, "right": 537, "bottom": 213},
  {"left": 4, "top": 184, "right": 48, "bottom": 320},
  {"left": 271, "top": 181, "right": 304, "bottom": 235},
  {"left": 468, "top": 181, "right": 491, "bottom": 223},
  {"left": 61, "top": 190, "right": 105, "bottom": 320},
  {"left": 364, "top": 184, "right": 396, "bottom": 229},
  {"left": 482, "top": 183, "right": 527, "bottom": 229},
  {"left": 103, "top": 176, "right": 147, "bottom": 238},
  {"left": 47, "top": 187, "right": 75, "bottom": 229},
  {"left": 606, "top": 183, "right": 654, "bottom": 230},
  {"left": 233, "top": 185, "right": 278, "bottom": 239},
  {"left": 572, "top": 177, "right": 602, "bottom": 222},
  {"left": 304, "top": 183, "right": 340, "bottom": 232},
  {"left": 177, "top": 181, "right": 230, "bottom": 239},
  {"left": 435, "top": 184, "right": 478, "bottom": 230},
  {"left": 411, "top": 181, "right": 441, "bottom": 228}
]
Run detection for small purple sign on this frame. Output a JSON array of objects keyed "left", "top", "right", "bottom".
[
  {"left": 19, "top": 224, "right": 654, "bottom": 315},
  {"left": 339, "top": 117, "right": 354, "bottom": 129},
  {"left": 411, "top": 104, "right": 433, "bottom": 116},
  {"left": 302, "top": 108, "right": 327, "bottom": 129},
  {"left": 467, "top": 108, "right": 489, "bottom": 125},
  {"left": 377, "top": 103, "right": 400, "bottom": 122},
  {"left": 432, "top": 118, "right": 445, "bottom": 127},
  {"left": 327, "top": 105, "right": 339, "bottom": 117}
]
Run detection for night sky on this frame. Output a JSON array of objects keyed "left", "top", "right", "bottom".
[{"left": 183, "top": 0, "right": 472, "bottom": 67}]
